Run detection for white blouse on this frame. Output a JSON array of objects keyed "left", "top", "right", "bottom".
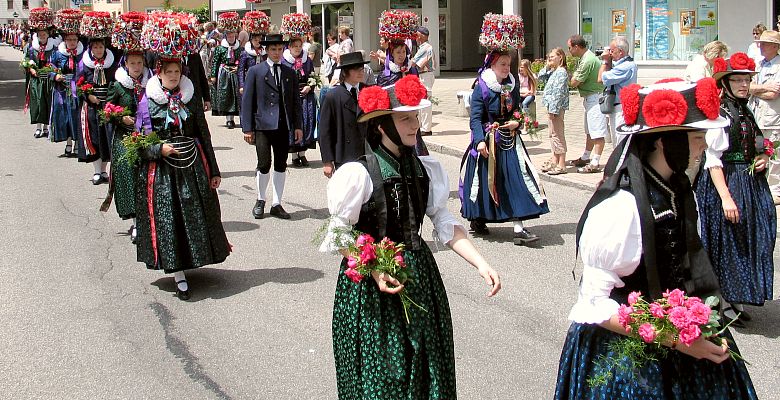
[
  {"left": 568, "top": 190, "right": 643, "bottom": 324},
  {"left": 319, "top": 155, "right": 466, "bottom": 253},
  {"left": 702, "top": 126, "right": 733, "bottom": 169}
]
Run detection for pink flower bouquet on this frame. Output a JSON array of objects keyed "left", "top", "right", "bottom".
[
  {"left": 746, "top": 138, "right": 779, "bottom": 175},
  {"left": 99, "top": 102, "right": 132, "bottom": 125},
  {"left": 344, "top": 233, "right": 426, "bottom": 323}
]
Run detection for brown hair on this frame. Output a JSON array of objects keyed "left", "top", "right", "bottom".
[
  {"left": 338, "top": 26, "right": 351, "bottom": 37},
  {"left": 549, "top": 47, "right": 567, "bottom": 69},
  {"left": 568, "top": 34, "right": 587, "bottom": 48},
  {"left": 519, "top": 59, "right": 536, "bottom": 90}
]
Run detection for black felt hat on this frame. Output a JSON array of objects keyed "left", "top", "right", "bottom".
[
  {"left": 261, "top": 33, "right": 288, "bottom": 46},
  {"left": 336, "top": 51, "right": 370, "bottom": 69}
]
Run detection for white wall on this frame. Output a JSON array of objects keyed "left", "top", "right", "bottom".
[
  {"left": 717, "top": 0, "right": 771, "bottom": 55},
  {"left": 545, "top": 0, "right": 578, "bottom": 52}
]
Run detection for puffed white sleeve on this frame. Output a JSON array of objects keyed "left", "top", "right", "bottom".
[
  {"left": 702, "top": 126, "right": 731, "bottom": 169},
  {"left": 420, "top": 156, "right": 467, "bottom": 246},
  {"left": 568, "top": 190, "right": 643, "bottom": 324},
  {"left": 318, "top": 162, "right": 374, "bottom": 253}
]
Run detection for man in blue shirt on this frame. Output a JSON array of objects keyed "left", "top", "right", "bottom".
[{"left": 598, "top": 36, "right": 638, "bottom": 145}]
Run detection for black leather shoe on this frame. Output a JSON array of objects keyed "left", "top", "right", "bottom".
[
  {"left": 469, "top": 220, "right": 489, "bottom": 235},
  {"left": 175, "top": 281, "right": 191, "bottom": 301},
  {"left": 226, "top": 120, "right": 236, "bottom": 129},
  {"left": 291, "top": 157, "right": 302, "bottom": 167},
  {"left": 299, "top": 156, "right": 309, "bottom": 167},
  {"left": 513, "top": 229, "right": 540, "bottom": 245},
  {"left": 59, "top": 144, "right": 73, "bottom": 158},
  {"left": 252, "top": 199, "right": 266, "bottom": 219},
  {"left": 91, "top": 173, "right": 104, "bottom": 185},
  {"left": 41, "top": 129, "right": 49, "bottom": 138},
  {"left": 130, "top": 225, "right": 137, "bottom": 244},
  {"left": 269, "top": 204, "right": 291, "bottom": 219},
  {"left": 34, "top": 128, "right": 42, "bottom": 138}
]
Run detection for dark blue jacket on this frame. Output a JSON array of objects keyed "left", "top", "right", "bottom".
[{"left": 240, "top": 60, "right": 302, "bottom": 133}]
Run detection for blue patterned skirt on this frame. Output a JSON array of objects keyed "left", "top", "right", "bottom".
[
  {"left": 695, "top": 163, "right": 776, "bottom": 305},
  {"left": 555, "top": 323, "right": 757, "bottom": 400},
  {"left": 49, "top": 86, "right": 81, "bottom": 143},
  {"left": 289, "top": 91, "right": 317, "bottom": 152}
]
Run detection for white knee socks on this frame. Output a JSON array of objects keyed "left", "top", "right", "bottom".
[
  {"left": 92, "top": 160, "right": 102, "bottom": 174},
  {"left": 256, "top": 171, "right": 270, "bottom": 201},
  {"left": 226, "top": 116, "right": 234, "bottom": 123},
  {"left": 173, "top": 271, "right": 188, "bottom": 291},
  {"left": 272, "top": 171, "right": 286, "bottom": 206},
  {"left": 513, "top": 221, "right": 524, "bottom": 233}
]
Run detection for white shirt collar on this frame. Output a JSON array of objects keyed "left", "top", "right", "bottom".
[
  {"left": 266, "top": 58, "right": 283, "bottom": 74},
  {"left": 343, "top": 82, "right": 359, "bottom": 93}
]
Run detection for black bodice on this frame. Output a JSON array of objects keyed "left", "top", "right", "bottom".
[{"left": 720, "top": 99, "right": 763, "bottom": 164}]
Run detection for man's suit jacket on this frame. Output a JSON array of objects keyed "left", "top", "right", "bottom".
[
  {"left": 240, "top": 61, "right": 303, "bottom": 133},
  {"left": 319, "top": 83, "right": 369, "bottom": 165}
]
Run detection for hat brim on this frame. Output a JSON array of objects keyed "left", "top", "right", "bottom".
[
  {"left": 616, "top": 115, "right": 729, "bottom": 135},
  {"left": 336, "top": 60, "right": 372, "bottom": 69},
  {"left": 357, "top": 99, "right": 431, "bottom": 123},
  {"left": 260, "top": 40, "right": 288, "bottom": 45},
  {"left": 712, "top": 70, "right": 758, "bottom": 81}
]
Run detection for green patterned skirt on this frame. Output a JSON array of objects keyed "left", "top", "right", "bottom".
[
  {"left": 110, "top": 127, "right": 136, "bottom": 220},
  {"left": 332, "top": 245, "right": 457, "bottom": 399},
  {"left": 210, "top": 65, "right": 240, "bottom": 116},
  {"left": 28, "top": 76, "right": 53, "bottom": 124}
]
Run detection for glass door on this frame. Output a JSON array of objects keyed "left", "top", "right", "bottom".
[
  {"left": 538, "top": 6, "right": 547, "bottom": 58},
  {"left": 439, "top": 11, "right": 449, "bottom": 69}
]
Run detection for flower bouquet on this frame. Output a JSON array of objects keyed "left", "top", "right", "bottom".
[
  {"left": 511, "top": 110, "right": 540, "bottom": 140},
  {"left": 746, "top": 138, "right": 778, "bottom": 175},
  {"left": 120, "top": 131, "right": 164, "bottom": 166},
  {"left": 76, "top": 76, "right": 94, "bottom": 97},
  {"left": 19, "top": 57, "right": 36, "bottom": 70},
  {"left": 307, "top": 74, "right": 322, "bottom": 89},
  {"left": 344, "top": 233, "right": 426, "bottom": 324},
  {"left": 99, "top": 102, "right": 132, "bottom": 125},
  {"left": 588, "top": 289, "right": 747, "bottom": 387},
  {"left": 36, "top": 65, "right": 59, "bottom": 78}
]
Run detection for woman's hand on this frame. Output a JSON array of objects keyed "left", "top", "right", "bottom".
[
  {"left": 369, "top": 50, "right": 379, "bottom": 60},
  {"left": 753, "top": 154, "right": 770, "bottom": 172},
  {"left": 300, "top": 85, "right": 311, "bottom": 95},
  {"left": 55, "top": 74, "right": 65, "bottom": 82},
  {"left": 210, "top": 176, "right": 221, "bottom": 189},
  {"left": 29, "top": 68, "right": 37, "bottom": 77},
  {"left": 121, "top": 115, "right": 135, "bottom": 126},
  {"left": 161, "top": 143, "right": 179, "bottom": 157},
  {"left": 371, "top": 271, "right": 405, "bottom": 294},
  {"left": 239, "top": 87, "right": 244, "bottom": 95},
  {"left": 477, "top": 264, "right": 501, "bottom": 297},
  {"left": 674, "top": 337, "right": 729, "bottom": 364},
  {"left": 210, "top": 77, "right": 217, "bottom": 84},
  {"left": 88, "top": 94, "right": 99, "bottom": 105},
  {"left": 499, "top": 120, "right": 520, "bottom": 131},
  {"left": 721, "top": 196, "right": 740, "bottom": 224},
  {"left": 476, "top": 141, "right": 489, "bottom": 158}
]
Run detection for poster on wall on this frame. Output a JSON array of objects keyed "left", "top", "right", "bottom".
[
  {"left": 680, "top": 10, "right": 696, "bottom": 35},
  {"left": 582, "top": 17, "right": 593, "bottom": 34},
  {"left": 698, "top": 1, "right": 717, "bottom": 26},
  {"left": 646, "top": 0, "right": 670, "bottom": 60},
  {"left": 612, "top": 10, "right": 627, "bottom": 33}
]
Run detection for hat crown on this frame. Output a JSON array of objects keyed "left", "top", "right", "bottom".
[
  {"left": 758, "top": 30, "right": 780, "bottom": 44},
  {"left": 378, "top": 10, "right": 418, "bottom": 40}
]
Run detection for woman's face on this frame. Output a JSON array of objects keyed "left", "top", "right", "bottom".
[
  {"left": 227, "top": 32, "right": 237, "bottom": 43},
  {"left": 727, "top": 73, "right": 752, "bottom": 98},
  {"left": 547, "top": 51, "right": 561, "bottom": 66},
  {"left": 64, "top": 34, "right": 79, "bottom": 50},
  {"left": 391, "top": 45, "right": 406, "bottom": 65},
  {"left": 251, "top": 35, "right": 262, "bottom": 48},
  {"left": 91, "top": 41, "right": 105, "bottom": 59},
  {"left": 327, "top": 35, "right": 336, "bottom": 45},
  {"left": 389, "top": 111, "right": 421, "bottom": 147},
  {"left": 688, "top": 131, "right": 708, "bottom": 167},
  {"left": 37, "top": 29, "right": 48, "bottom": 42},
  {"left": 289, "top": 39, "right": 303, "bottom": 57},
  {"left": 125, "top": 54, "right": 144, "bottom": 77},
  {"left": 491, "top": 55, "right": 512, "bottom": 80},
  {"left": 379, "top": 37, "right": 388, "bottom": 49},
  {"left": 160, "top": 62, "right": 181, "bottom": 89}
]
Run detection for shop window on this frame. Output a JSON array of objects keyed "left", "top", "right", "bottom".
[{"left": 579, "top": 0, "right": 718, "bottom": 61}]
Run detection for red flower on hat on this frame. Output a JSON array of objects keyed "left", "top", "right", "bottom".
[
  {"left": 642, "top": 89, "right": 688, "bottom": 127},
  {"left": 395, "top": 75, "right": 428, "bottom": 106},
  {"left": 729, "top": 52, "right": 752, "bottom": 71},
  {"left": 358, "top": 86, "right": 391, "bottom": 114},
  {"left": 695, "top": 77, "right": 721, "bottom": 120},
  {"left": 713, "top": 58, "right": 728, "bottom": 74},
  {"left": 620, "top": 84, "right": 642, "bottom": 125},
  {"left": 655, "top": 78, "right": 684, "bottom": 84}
]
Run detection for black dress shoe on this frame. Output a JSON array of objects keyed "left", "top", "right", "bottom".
[
  {"left": 252, "top": 199, "right": 266, "bottom": 219},
  {"left": 269, "top": 204, "right": 291, "bottom": 219},
  {"left": 299, "top": 156, "right": 310, "bottom": 167},
  {"left": 91, "top": 173, "right": 104, "bottom": 185},
  {"left": 130, "top": 225, "right": 137, "bottom": 244},
  {"left": 175, "top": 281, "right": 191, "bottom": 301},
  {"left": 41, "top": 129, "right": 49, "bottom": 138},
  {"left": 291, "top": 157, "right": 303, "bottom": 167},
  {"left": 469, "top": 220, "right": 490, "bottom": 235},
  {"left": 513, "top": 229, "right": 540, "bottom": 245},
  {"left": 226, "top": 120, "right": 236, "bottom": 129},
  {"left": 34, "top": 128, "right": 42, "bottom": 138},
  {"left": 59, "top": 144, "right": 73, "bottom": 158}
]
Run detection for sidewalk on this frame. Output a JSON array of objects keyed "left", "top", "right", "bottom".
[{"left": 425, "top": 72, "right": 615, "bottom": 192}]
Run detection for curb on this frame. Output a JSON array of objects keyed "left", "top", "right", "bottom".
[{"left": 423, "top": 138, "right": 597, "bottom": 193}]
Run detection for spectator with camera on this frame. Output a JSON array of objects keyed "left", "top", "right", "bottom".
[{"left": 598, "top": 36, "right": 637, "bottom": 146}]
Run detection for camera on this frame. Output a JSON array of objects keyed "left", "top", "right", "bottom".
[{"left": 594, "top": 47, "right": 606, "bottom": 57}]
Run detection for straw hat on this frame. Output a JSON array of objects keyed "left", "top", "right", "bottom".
[{"left": 756, "top": 30, "right": 780, "bottom": 45}]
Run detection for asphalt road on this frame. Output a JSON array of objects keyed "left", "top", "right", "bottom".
[{"left": 1, "top": 45, "right": 778, "bottom": 399}]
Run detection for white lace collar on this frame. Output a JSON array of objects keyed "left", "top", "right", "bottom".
[
  {"left": 115, "top": 66, "right": 150, "bottom": 90},
  {"left": 82, "top": 48, "right": 115, "bottom": 69},
  {"left": 480, "top": 68, "right": 515, "bottom": 94},
  {"left": 32, "top": 34, "right": 55, "bottom": 52},
  {"left": 57, "top": 41, "right": 84, "bottom": 57},
  {"left": 388, "top": 59, "right": 413, "bottom": 73},
  {"left": 244, "top": 41, "right": 264, "bottom": 57},
  {"left": 282, "top": 49, "right": 305, "bottom": 65},
  {"left": 146, "top": 74, "right": 194, "bottom": 105},
  {"left": 221, "top": 38, "right": 239, "bottom": 50}
]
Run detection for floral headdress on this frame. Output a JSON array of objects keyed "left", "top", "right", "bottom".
[
  {"left": 478, "top": 13, "right": 525, "bottom": 51},
  {"left": 280, "top": 13, "right": 312, "bottom": 39},
  {"left": 80, "top": 11, "right": 114, "bottom": 39},
  {"left": 55, "top": 9, "right": 83, "bottom": 36},
  {"left": 217, "top": 11, "right": 241, "bottom": 33},
  {"left": 358, "top": 75, "right": 430, "bottom": 122},
  {"left": 711, "top": 52, "right": 757, "bottom": 82},
  {"left": 29, "top": 7, "right": 55, "bottom": 31},
  {"left": 141, "top": 11, "right": 199, "bottom": 61},
  {"left": 242, "top": 11, "right": 270, "bottom": 35},
  {"left": 378, "top": 10, "right": 418, "bottom": 40},
  {"left": 112, "top": 12, "right": 147, "bottom": 54}
]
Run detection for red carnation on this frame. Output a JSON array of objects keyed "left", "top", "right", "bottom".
[
  {"left": 642, "top": 89, "right": 688, "bottom": 127},
  {"left": 620, "top": 84, "right": 642, "bottom": 125},
  {"left": 358, "top": 86, "right": 391, "bottom": 114},
  {"left": 747, "top": 58, "right": 756, "bottom": 72},
  {"left": 695, "top": 78, "right": 721, "bottom": 120},
  {"left": 655, "top": 77, "right": 684, "bottom": 84},
  {"left": 394, "top": 75, "right": 428, "bottom": 106},
  {"left": 729, "top": 52, "right": 752, "bottom": 71},
  {"left": 712, "top": 58, "right": 728, "bottom": 74}
]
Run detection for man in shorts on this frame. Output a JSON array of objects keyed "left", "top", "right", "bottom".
[{"left": 568, "top": 34, "right": 607, "bottom": 173}]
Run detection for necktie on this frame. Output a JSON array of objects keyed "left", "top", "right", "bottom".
[
  {"left": 274, "top": 64, "right": 281, "bottom": 88},
  {"left": 350, "top": 87, "right": 358, "bottom": 103}
]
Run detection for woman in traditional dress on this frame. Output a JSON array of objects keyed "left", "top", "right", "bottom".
[
  {"left": 49, "top": 9, "right": 84, "bottom": 157},
  {"left": 237, "top": 11, "right": 269, "bottom": 98},
  {"left": 282, "top": 36, "right": 317, "bottom": 167},
  {"left": 460, "top": 49, "right": 549, "bottom": 245},
  {"left": 210, "top": 11, "right": 242, "bottom": 129},
  {"left": 135, "top": 13, "right": 230, "bottom": 300},
  {"left": 24, "top": 8, "right": 56, "bottom": 139},
  {"left": 554, "top": 79, "right": 756, "bottom": 399},
  {"left": 695, "top": 53, "right": 776, "bottom": 327},
  {"left": 376, "top": 40, "right": 418, "bottom": 87},
  {"left": 319, "top": 75, "right": 501, "bottom": 399},
  {"left": 75, "top": 12, "right": 117, "bottom": 185}
]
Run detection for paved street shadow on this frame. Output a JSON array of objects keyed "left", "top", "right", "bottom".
[
  {"left": 0, "top": 80, "right": 24, "bottom": 111},
  {"left": 220, "top": 170, "right": 257, "bottom": 179},
  {"left": 434, "top": 130, "right": 469, "bottom": 136},
  {"left": 212, "top": 146, "right": 233, "bottom": 151},
  {"left": 222, "top": 220, "right": 260, "bottom": 232},
  {"left": 151, "top": 266, "right": 325, "bottom": 301},
  {"left": 284, "top": 201, "right": 330, "bottom": 221},
  {"left": 469, "top": 222, "right": 576, "bottom": 248},
  {"left": 732, "top": 300, "right": 780, "bottom": 339}
]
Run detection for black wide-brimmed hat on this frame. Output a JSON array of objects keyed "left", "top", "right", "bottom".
[
  {"left": 261, "top": 33, "right": 288, "bottom": 46},
  {"left": 336, "top": 51, "right": 371, "bottom": 69}
]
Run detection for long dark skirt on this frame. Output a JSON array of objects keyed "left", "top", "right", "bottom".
[
  {"left": 211, "top": 65, "right": 240, "bottom": 116},
  {"left": 695, "top": 162, "right": 776, "bottom": 305},
  {"left": 555, "top": 323, "right": 757, "bottom": 399},
  {"left": 110, "top": 126, "right": 136, "bottom": 220},
  {"left": 49, "top": 85, "right": 81, "bottom": 143},
  {"left": 289, "top": 91, "right": 317, "bottom": 152},
  {"left": 28, "top": 76, "right": 53, "bottom": 125},
  {"left": 332, "top": 245, "right": 456, "bottom": 399},
  {"left": 77, "top": 102, "right": 112, "bottom": 163}
]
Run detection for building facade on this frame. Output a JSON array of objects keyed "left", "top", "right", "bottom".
[{"left": 2, "top": 0, "right": 43, "bottom": 24}]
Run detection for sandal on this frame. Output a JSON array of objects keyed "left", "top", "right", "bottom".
[
  {"left": 540, "top": 160, "right": 554, "bottom": 172},
  {"left": 547, "top": 166, "right": 567, "bottom": 175},
  {"left": 577, "top": 164, "right": 603, "bottom": 174}
]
